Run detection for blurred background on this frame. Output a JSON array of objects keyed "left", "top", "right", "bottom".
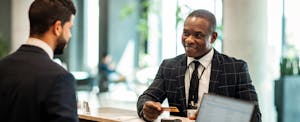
[{"left": 1, "top": 0, "right": 300, "bottom": 122}]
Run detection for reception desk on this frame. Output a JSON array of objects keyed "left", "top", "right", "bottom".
[{"left": 78, "top": 107, "right": 194, "bottom": 122}]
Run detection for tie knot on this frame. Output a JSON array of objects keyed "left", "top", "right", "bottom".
[{"left": 193, "top": 61, "right": 200, "bottom": 69}]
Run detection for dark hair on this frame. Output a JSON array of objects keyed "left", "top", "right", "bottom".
[
  {"left": 187, "top": 9, "right": 216, "bottom": 33},
  {"left": 101, "top": 52, "right": 108, "bottom": 58},
  {"left": 29, "top": 0, "right": 76, "bottom": 36}
]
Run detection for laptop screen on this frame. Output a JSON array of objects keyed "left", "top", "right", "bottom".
[{"left": 196, "top": 93, "right": 254, "bottom": 122}]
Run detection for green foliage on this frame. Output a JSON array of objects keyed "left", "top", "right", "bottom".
[
  {"left": 120, "top": 0, "right": 149, "bottom": 42},
  {"left": 280, "top": 57, "right": 300, "bottom": 76},
  {"left": 120, "top": 0, "right": 150, "bottom": 67},
  {"left": 281, "top": 44, "right": 300, "bottom": 76},
  {"left": 119, "top": 3, "right": 135, "bottom": 20},
  {"left": 120, "top": 0, "right": 149, "bottom": 54},
  {"left": 216, "top": 25, "right": 224, "bottom": 40},
  {"left": 175, "top": 6, "right": 183, "bottom": 28},
  {"left": 138, "top": 0, "right": 149, "bottom": 42},
  {"left": 0, "top": 36, "right": 8, "bottom": 58}
]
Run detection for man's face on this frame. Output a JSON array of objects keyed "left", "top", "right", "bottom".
[
  {"left": 182, "top": 17, "right": 216, "bottom": 58},
  {"left": 54, "top": 15, "right": 74, "bottom": 55}
]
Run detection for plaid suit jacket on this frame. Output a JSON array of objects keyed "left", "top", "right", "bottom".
[{"left": 137, "top": 49, "right": 261, "bottom": 122}]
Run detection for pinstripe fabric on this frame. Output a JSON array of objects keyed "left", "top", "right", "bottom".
[{"left": 137, "top": 49, "right": 261, "bottom": 122}]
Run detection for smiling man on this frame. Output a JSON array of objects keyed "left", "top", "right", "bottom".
[
  {"left": 0, "top": 0, "right": 77, "bottom": 122},
  {"left": 137, "top": 9, "right": 261, "bottom": 122}
]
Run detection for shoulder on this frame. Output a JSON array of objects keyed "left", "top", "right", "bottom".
[
  {"left": 214, "top": 51, "right": 247, "bottom": 65},
  {"left": 213, "top": 51, "right": 250, "bottom": 73},
  {"left": 47, "top": 60, "right": 73, "bottom": 76},
  {"left": 45, "top": 62, "right": 75, "bottom": 90},
  {"left": 161, "top": 54, "right": 186, "bottom": 66}
]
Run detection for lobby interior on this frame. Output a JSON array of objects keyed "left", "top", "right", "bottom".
[{"left": 1, "top": 0, "right": 300, "bottom": 122}]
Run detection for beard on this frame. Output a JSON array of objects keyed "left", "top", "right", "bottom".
[{"left": 54, "top": 35, "right": 67, "bottom": 55}]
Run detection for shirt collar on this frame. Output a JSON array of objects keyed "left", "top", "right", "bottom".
[
  {"left": 187, "top": 49, "right": 214, "bottom": 68},
  {"left": 25, "top": 37, "right": 54, "bottom": 59}
]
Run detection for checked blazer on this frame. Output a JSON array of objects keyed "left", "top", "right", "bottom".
[{"left": 137, "top": 49, "right": 261, "bottom": 122}]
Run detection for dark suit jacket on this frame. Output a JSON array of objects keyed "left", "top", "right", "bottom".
[
  {"left": 0, "top": 45, "right": 78, "bottom": 122},
  {"left": 137, "top": 49, "right": 261, "bottom": 122}
]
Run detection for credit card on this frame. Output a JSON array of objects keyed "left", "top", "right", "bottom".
[{"left": 162, "top": 106, "right": 179, "bottom": 112}]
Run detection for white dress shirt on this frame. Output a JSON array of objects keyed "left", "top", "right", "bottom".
[
  {"left": 185, "top": 49, "right": 214, "bottom": 107},
  {"left": 25, "top": 37, "right": 54, "bottom": 59}
]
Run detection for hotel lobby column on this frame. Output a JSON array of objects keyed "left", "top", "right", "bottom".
[
  {"left": 11, "top": 0, "right": 33, "bottom": 52},
  {"left": 223, "top": 0, "right": 276, "bottom": 122}
]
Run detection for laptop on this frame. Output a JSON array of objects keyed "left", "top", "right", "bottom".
[{"left": 196, "top": 93, "right": 255, "bottom": 122}]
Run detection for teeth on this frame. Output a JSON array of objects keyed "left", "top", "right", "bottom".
[
  {"left": 185, "top": 46, "right": 194, "bottom": 49},
  {"left": 185, "top": 44, "right": 199, "bottom": 49}
]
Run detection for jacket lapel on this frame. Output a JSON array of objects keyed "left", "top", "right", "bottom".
[
  {"left": 176, "top": 54, "right": 188, "bottom": 113},
  {"left": 209, "top": 49, "right": 224, "bottom": 94}
]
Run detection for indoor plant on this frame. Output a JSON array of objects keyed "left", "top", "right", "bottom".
[{"left": 0, "top": 35, "right": 8, "bottom": 59}]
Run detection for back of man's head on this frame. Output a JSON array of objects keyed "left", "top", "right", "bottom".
[{"left": 29, "top": 0, "right": 76, "bottom": 36}]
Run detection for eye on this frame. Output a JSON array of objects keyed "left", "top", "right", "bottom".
[
  {"left": 183, "top": 31, "right": 190, "bottom": 36},
  {"left": 194, "top": 32, "right": 205, "bottom": 39}
]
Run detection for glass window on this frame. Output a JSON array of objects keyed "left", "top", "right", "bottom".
[
  {"left": 284, "top": 0, "right": 300, "bottom": 58},
  {"left": 86, "top": 0, "right": 99, "bottom": 74},
  {"left": 282, "top": 0, "right": 300, "bottom": 75}
]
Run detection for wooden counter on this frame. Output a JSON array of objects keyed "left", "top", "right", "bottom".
[
  {"left": 79, "top": 107, "right": 140, "bottom": 122},
  {"left": 78, "top": 107, "right": 194, "bottom": 122}
]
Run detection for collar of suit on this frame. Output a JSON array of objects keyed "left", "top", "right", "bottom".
[
  {"left": 25, "top": 37, "right": 54, "bottom": 59},
  {"left": 186, "top": 49, "right": 214, "bottom": 69}
]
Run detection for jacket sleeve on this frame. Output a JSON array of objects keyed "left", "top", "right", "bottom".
[
  {"left": 238, "top": 62, "right": 262, "bottom": 122},
  {"left": 136, "top": 60, "right": 167, "bottom": 119},
  {"left": 45, "top": 73, "right": 78, "bottom": 122}
]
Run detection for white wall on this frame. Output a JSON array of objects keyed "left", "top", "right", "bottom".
[
  {"left": 223, "top": 0, "right": 280, "bottom": 121},
  {"left": 11, "top": 0, "right": 33, "bottom": 52}
]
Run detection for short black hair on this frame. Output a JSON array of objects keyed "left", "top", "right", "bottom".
[
  {"left": 187, "top": 9, "right": 216, "bottom": 33},
  {"left": 29, "top": 0, "right": 76, "bottom": 36},
  {"left": 101, "top": 52, "right": 108, "bottom": 58}
]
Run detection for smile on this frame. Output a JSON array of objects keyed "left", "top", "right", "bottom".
[{"left": 184, "top": 44, "right": 199, "bottom": 49}]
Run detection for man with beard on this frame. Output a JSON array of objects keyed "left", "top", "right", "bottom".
[
  {"left": 137, "top": 9, "right": 261, "bottom": 122},
  {"left": 0, "top": 0, "right": 78, "bottom": 122}
]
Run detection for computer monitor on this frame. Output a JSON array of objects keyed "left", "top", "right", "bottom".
[{"left": 196, "top": 93, "right": 255, "bottom": 122}]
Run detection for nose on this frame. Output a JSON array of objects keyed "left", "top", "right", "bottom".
[{"left": 184, "top": 36, "right": 194, "bottom": 44}]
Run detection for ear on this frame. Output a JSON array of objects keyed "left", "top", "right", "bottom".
[
  {"left": 210, "top": 32, "right": 218, "bottom": 43},
  {"left": 52, "top": 20, "right": 62, "bottom": 36}
]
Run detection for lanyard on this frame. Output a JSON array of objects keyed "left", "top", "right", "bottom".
[{"left": 187, "top": 63, "right": 206, "bottom": 109}]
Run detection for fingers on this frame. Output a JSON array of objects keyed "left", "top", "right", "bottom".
[{"left": 143, "top": 101, "right": 162, "bottom": 121}]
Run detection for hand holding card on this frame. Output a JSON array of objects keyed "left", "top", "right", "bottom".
[{"left": 161, "top": 106, "right": 180, "bottom": 112}]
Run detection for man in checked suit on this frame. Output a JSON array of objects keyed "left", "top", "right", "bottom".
[
  {"left": 137, "top": 9, "right": 261, "bottom": 122},
  {"left": 0, "top": 0, "right": 78, "bottom": 122}
]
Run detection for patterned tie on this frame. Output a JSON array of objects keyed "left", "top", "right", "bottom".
[{"left": 188, "top": 61, "right": 200, "bottom": 109}]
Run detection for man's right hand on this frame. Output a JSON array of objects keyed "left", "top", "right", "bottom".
[{"left": 142, "top": 101, "right": 163, "bottom": 121}]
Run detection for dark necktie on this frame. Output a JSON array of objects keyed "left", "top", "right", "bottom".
[{"left": 188, "top": 61, "right": 200, "bottom": 109}]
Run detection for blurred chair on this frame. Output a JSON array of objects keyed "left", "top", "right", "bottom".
[{"left": 72, "top": 71, "right": 93, "bottom": 91}]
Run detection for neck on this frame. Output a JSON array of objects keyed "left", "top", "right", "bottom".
[
  {"left": 194, "top": 48, "right": 212, "bottom": 59},
  {"left": 30, "top": 34, "right": 56, "bottom": 51}
]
